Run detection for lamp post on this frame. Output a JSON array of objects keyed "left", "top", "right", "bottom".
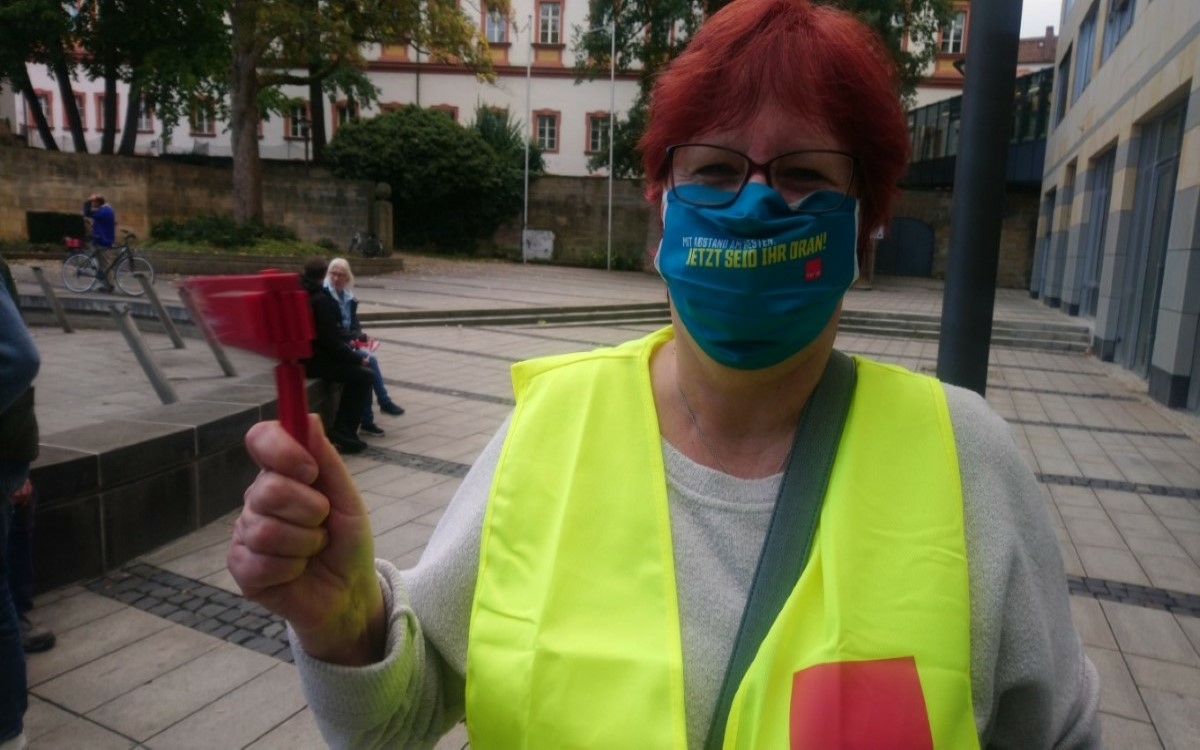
[
  {"left": 606, "top": 20, "right": 615, "bottom": 272},
  {"left": 584, "top": 21, "right": 616, "bottom": 271},
  {"left": 522, "top": 13, "right": 533, "bottom": 264}
]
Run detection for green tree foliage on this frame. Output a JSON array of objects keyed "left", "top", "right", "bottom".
[
  {"left": 324, "top": 105, "right": 537, "bottom": 253},
  {"left": 228, "top": 0, "right": 500, "bottom": 224},
  {"left": 0, "top": 0, "right": 82, "bottom": 150},
  {"left": 77, "top": 0, "right": 230, "bottom": 155},
  {"left": 471, "top": 105, "right": 545, "bottom": 177},
  {"left": 573, "top": 0, "right": 952, "bottom": 177}
]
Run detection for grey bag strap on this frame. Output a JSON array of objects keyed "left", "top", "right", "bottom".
[{"left": 703, "top": 349, "right": 857, "bottom": 750}]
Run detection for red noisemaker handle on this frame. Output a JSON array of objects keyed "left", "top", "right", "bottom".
[
  {"left": 274, "top": 362, "right": 309, "bottom": 447},
  {"left": 177, "top": 272, "right": 314, "bottom": 446}
]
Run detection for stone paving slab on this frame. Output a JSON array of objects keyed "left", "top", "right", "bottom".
[{"left": 14, "top": 258, "right": 1200, "bottom": 748}]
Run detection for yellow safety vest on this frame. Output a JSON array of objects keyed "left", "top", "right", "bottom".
[{"left": 466, "top": 327, "right": 977, "bottom": 749}]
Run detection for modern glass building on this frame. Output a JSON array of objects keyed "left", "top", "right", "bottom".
[{"left": 1037, "top": 0, "right": 1200, "bottom": 409}]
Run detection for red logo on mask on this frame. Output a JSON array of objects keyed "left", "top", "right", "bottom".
[
  {"left": 804, "top": 259, "right": 822, "bottom": 282},
  {"left": 790, "top": 657, "right": 934, "bottom": 749}
]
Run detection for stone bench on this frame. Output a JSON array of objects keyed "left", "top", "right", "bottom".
[{"left": 28, "top": 376, "right": 337, "bottom": 592}]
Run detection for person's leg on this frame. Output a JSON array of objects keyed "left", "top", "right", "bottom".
[
  {"left": 365, "top": 354, "right": 405, "bottom": 416},
  {"left": 7, "top": 487, "right": 53, "bottom": 654},
  {"left": 336, "top": 366, "right": 373, "bottom": 437},
  {"left": 304, "top": 361, "right": 367, "bottom": 453},
  {"left": 0, "top": 498, "right": 28, "bottom": 745}
]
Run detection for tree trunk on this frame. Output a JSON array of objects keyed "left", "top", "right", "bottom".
[
  {"left": 16, "top": 67, "right": 57, "bottom": 151},
  {"left": 51, "top": 55, "right": 87, "bottom": 153},
  {"left": 230, "top": 0, "right": 264, "bottom": 223},
  {"left": 309, "top": 72, "right": 327, "bottom": 162},
  {"left": 118, "top": 80, "right": 141, "bottom": 155},
  {"left": 101, "top": 64, "right": 118, "bottom": 154}
]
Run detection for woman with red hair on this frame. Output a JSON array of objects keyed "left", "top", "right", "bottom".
[{"left": 229, "top": 1, "right": 1099, "bottom": 747}]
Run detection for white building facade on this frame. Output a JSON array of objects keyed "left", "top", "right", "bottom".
[
  {"left": 5, "top": 1, "right": 1001, "bottom": 176},
  {"left": 8, "top": 0, "right": 640, "bottom": 177}
]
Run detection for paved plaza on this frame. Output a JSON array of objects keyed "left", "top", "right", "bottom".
[{"left": 7, "top": 257, "right": 1200, "bottom": 748}]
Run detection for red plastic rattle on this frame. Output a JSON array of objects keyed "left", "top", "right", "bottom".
[{"left": 178, "top": 271, "right": 314, "bottom": 446}]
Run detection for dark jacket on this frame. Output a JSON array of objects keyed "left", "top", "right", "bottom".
[
  {"left": 300, "top": 274, "right": 365, "bottom": 368},
  {"left": 0, "top": 256, "right": 39, "bottom": 463}
]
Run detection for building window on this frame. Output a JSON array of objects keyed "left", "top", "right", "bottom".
[
  {"left": 336, "top": 100, "right": 359, "bottom": 126},
  {"left": 939, "top": 11, "right": 966, "bottom": 54},
  {"left": 66, "top": 93, "right": 85, "bottom": 130},
  {"left": 136, "top": 98, "right": 154, "bottom": 132},
  {"left": 29, "top": 90, "right": 53, "bottom": 129},
  {"left": 538, "top": 2, "right": 561, "bottom": 45},
  {"left": 286, "top": 103, "right": 310, "bottom": 139},
  {"left": 190, "top": 99, "right": 216, "bottom": 136},
  {"left": 380, "top": 42, "right": 409, "bottom": 61},
  {"left": 1072, "top": 3, "right": 1097, "bottom": 103},
  {"left": 1054, "top": 48, "right": 1072, "bottom": 126},
  {"left": 535, "top": 111, "right": 559, "bottom": 152},
  {"left": 485, "top": 5, "right": 508, "bottom": 44},
  {"left": 94, "top": 94, "right": 121, "bottom": 131},
  {"left": 1101, "top": 0, "right": 1135, "bottom": 62},
  {"left": 430, "top": 104, "right": 459, "bottom": 122},
  {"left": 587, "top": 113, "right": 610, "bottom": 155}
]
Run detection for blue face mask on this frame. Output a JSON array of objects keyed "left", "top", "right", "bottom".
[{"left": 656, "top": 184, "right": 859, "bottom": 370}]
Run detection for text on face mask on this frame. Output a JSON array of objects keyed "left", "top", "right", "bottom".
[{"left": 683, "top": 232, "right": 828, "bottom": 269}]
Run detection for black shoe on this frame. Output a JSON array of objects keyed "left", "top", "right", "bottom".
[
  {"left": 360, "top": 423, "right": 385, "bottom": 437},
  {"left": 20, "top": 615, "right": 55, "bottom": 653},
  {"left": 329, "top": 430, "right": 367, "bottom": 454},
  {"left": 380, "top": 401, "right": 405, "bottom": 416}
]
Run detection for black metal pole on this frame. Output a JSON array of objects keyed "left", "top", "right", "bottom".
[{"left": 934, "top": 0, "right": 1023, "bottom": 395}]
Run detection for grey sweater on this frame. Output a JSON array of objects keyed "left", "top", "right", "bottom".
[{"left": 293, "top": 380, "right": 1101, "bottom": 749}]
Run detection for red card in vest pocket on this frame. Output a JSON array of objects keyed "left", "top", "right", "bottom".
[{"left": 790, "top": 656, "right": 934, "bottom": 750}]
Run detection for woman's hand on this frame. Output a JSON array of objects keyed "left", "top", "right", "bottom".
[{"left": 229, "top": 415, "right": 386, "bottom": 666}]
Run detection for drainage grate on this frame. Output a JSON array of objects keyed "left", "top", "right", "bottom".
[
  {"left": 1068, "top": 575, "right": 1200, "bottom": 617},
  {"left": 1038, "top": 473, "right": 1200, "bottom": 499},
  {"left": 361, "top": 446, "right": 472, "bottom": 478},
  {"left": 87, "top": 562, "right": 293, "bottom": 661},
  {"left": 1010, "top": 418, "right": 1186, "bottom": 439}
]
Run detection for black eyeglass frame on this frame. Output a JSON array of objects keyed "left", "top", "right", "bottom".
[{"left": 665, "top": 143, "right": 859, "bottom": 211}]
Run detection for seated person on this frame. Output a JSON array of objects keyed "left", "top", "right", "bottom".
[
  {"left": 299, "top": 258, "right": 374, "bottom": 454},
  {"left": 324, "top": 258, "right": 404, "bottom": 438}
]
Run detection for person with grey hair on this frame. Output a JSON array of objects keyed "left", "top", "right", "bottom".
[{"left": 324, "top": 258, "right": 404, "bottom": 438}]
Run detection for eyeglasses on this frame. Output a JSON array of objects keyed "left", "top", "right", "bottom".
[{"left": 666, "top": 144, "right": 856, "bottom": 211}]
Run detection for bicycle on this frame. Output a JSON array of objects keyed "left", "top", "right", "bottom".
[
  {"left": 62, "top": 230, "right": 156, "bottom": 296},
  {"left": 348, "top": 230, "right": 384, "bottom": 258}
]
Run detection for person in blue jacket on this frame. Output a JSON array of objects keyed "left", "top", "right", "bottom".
[{"left": 83, "top": 194, "right": 117, "bottom": 292}]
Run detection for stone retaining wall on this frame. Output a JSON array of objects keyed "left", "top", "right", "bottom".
[
  {"left": 0, "top": 148, "right": 372, "bottom": 247},
  {"left": 28, "top": 377, "right": 336, "bottom": 592}
]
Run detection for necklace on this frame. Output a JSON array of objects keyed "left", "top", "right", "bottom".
[
  {"left": 676, "top": 382, "right": 793, "bottom": 476},
  {"left": 677, "top": 382, "right": 733, "bottom": 475}
]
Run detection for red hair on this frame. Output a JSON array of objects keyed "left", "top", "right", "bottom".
[{"left": 640, "top": 0, "right": 910, "bottom": 262}]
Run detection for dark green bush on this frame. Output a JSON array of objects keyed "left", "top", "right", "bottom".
[
  {"left": 324, "top": 105, "right": 542, "bottom": 254},
  {"left": 151, "top": 215, "right": 297, "bottom": 248}
]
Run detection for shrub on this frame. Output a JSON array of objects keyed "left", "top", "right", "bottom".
[
  {"left": 325, "top": 105, "right": 542, "bottom": 254},
  {"left": 151, "top": 215, "right": 297, "bottom": 248}
]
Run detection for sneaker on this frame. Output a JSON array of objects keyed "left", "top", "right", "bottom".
[
  {"left": 0, "top": 732, "right": 27, "bottom": 750},
  {"left": 379, "top": 401, "right": 405, "bottom": 416},
  {"left": 329, "top": 430, "right": 368, "bottom": 454},
  {"left": 359, "top": 423, "right": 385, "bottom": 437},
  {"left": 19, "top": 614, "right": 55, "bottom": 653}
]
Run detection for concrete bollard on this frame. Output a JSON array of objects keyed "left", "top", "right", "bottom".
[
  {"left": 176, "top": 285, "right": 238, "bottom": 377},
  {"left": 134, "top": 272, "right": 185, "bottom": 349},
  {"left": 109, "top": 303, "right": 179, "bottom": 404},
  {"left": 29, "top": 266, "right": 74, "bottom": 333}
]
